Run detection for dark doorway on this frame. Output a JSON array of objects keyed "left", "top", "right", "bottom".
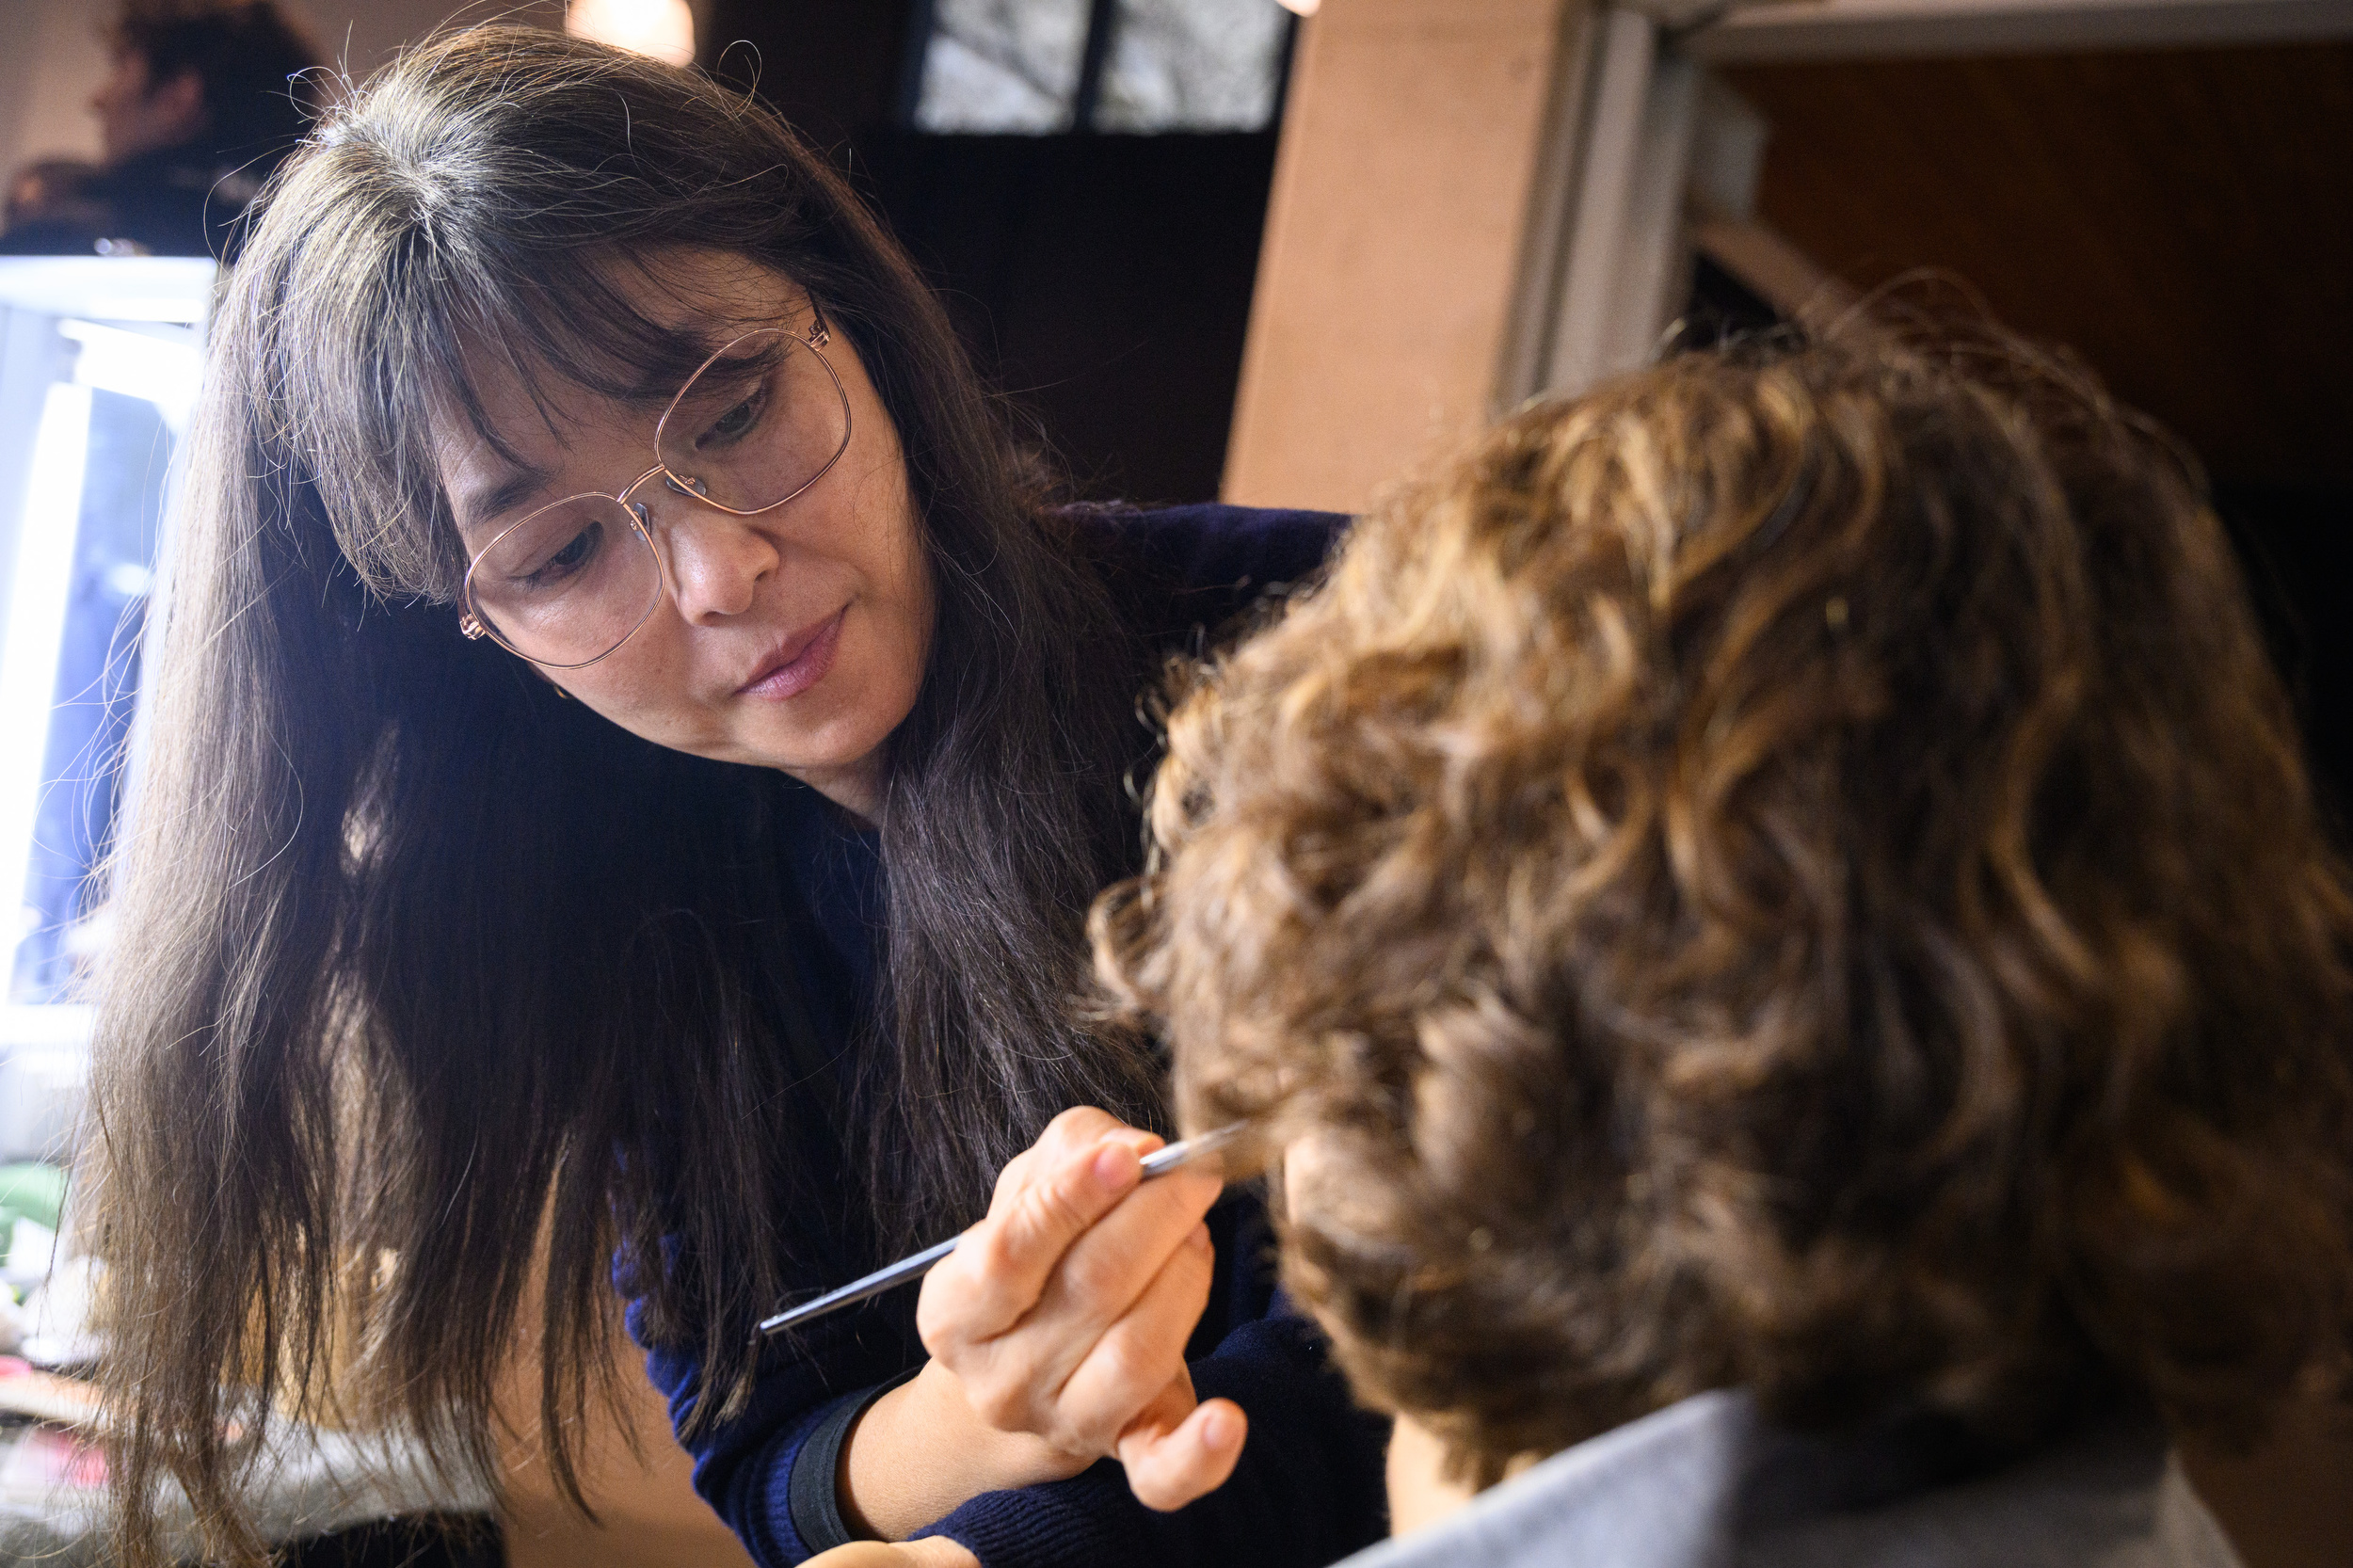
[
  {"left": 1718, "top": 43, "right": 2353, "bottom": 823},
  {"left": 699, "top": 0, "right": 1286, "bottom": 505}
]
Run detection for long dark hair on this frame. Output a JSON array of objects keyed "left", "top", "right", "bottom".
[{"left": 86, "top": 26, "right": 1163, "bottom": 1563}]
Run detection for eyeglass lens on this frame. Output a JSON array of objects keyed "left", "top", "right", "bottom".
[
  {"left": 464, "top": 495, "right": 662, "bottom": 668},
  {"left": 655, "top": 328, "right": 851, "bottom": 515}
]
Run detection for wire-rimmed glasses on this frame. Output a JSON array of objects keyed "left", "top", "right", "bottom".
[{"left": 457, "top": 305, "right": 853, "bottom": 669}]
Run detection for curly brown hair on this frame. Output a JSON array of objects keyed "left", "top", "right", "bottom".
[{"left": 1094, "top": 329, "right": 2353, "bottom": 1483}]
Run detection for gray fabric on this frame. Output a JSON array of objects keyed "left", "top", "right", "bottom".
[{"left": 1341, "top": 1390, "right": 2242, "bottom": 1568}]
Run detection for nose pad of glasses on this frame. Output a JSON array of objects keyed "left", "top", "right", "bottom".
[
  {"left": 631, "top": 501, "right": 651, "bottom": 528},
  {"left": 663, "top": 472, "right": 708, "bottom": 499}
]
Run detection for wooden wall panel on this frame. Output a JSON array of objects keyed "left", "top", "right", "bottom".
[{"left": 1223, "top": 0, "right": 1583, "bottom": 513}]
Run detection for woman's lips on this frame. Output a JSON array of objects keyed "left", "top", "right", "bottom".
[{"left": 736, "top": 609, "right": 845, "bottom": 701}]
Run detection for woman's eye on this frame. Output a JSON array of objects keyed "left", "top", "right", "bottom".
[
  {"left": 702, "top": 383, "right": 767, "bottom": 449},
  {"left": 522, "top": 521, "right": 600, "bottom": 587}
]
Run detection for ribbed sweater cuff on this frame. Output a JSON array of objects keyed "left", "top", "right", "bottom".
[
  {"left": 910, "top": 1464, "right": 1128, "bottom": 1568},
  {"left": 782, "top": 1366, "right": 923, "bottom": 1556}
]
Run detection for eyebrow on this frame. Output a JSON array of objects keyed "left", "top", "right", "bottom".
[
  {"left": 619, "top": 298, "right": 817, "bottom": 403},
  {"left": 619, "top": 327, "right": 748, "bottom": 404},
  {"left": 456, "top": 464, "right": 554, "bottom": 538}
]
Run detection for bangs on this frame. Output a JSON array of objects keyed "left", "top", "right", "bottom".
[{"left": 440, "top": 247, "right": 765, "bottom": 432}]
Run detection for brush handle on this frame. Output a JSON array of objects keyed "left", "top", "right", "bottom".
[{"left": 753, "top": 1124, "right": 1243, "bottom": 1340}]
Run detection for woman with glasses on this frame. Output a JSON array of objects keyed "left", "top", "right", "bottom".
[{"left": 84, "top": 27, "right": 1385, "bottom": 1568}]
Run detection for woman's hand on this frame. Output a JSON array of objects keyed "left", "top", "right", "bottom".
[
  {"left": 921, "top": 1108, "right": 1246, "bottom": 1504},
  {"left": 840, "top": 1109, "right": 1245, "bottom": 1536}
]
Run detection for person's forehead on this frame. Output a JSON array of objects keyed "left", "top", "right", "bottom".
[
  {"left": 620, "top": 248, "right": 808, "bottom": 333},
  {"left": 462, "top": 251, "right": 810, "bottom": 410}
]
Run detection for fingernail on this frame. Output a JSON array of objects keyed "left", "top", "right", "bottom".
[
  {"left": 1092, "top": 1144, "right": 1133, "bottom": 1189},
  {"left": 1188, "top": 1223, "right": 1212, "bottom": 1252},
  {"left": 1200, "top": 1408, "right": 1231, "bottom": 1448}
]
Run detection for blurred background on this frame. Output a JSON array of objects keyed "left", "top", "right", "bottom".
[{"left": 0, "top": 2, "right": 2344, "bottom": 1564}]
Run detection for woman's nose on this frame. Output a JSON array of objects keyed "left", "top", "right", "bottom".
[{"left": 661, "top": 507, "right": 779, "bottom": 623}]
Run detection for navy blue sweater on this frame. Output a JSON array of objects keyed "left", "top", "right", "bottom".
[{"left": 626, "top": 506, "right": 1390, "bottom": 1568}]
